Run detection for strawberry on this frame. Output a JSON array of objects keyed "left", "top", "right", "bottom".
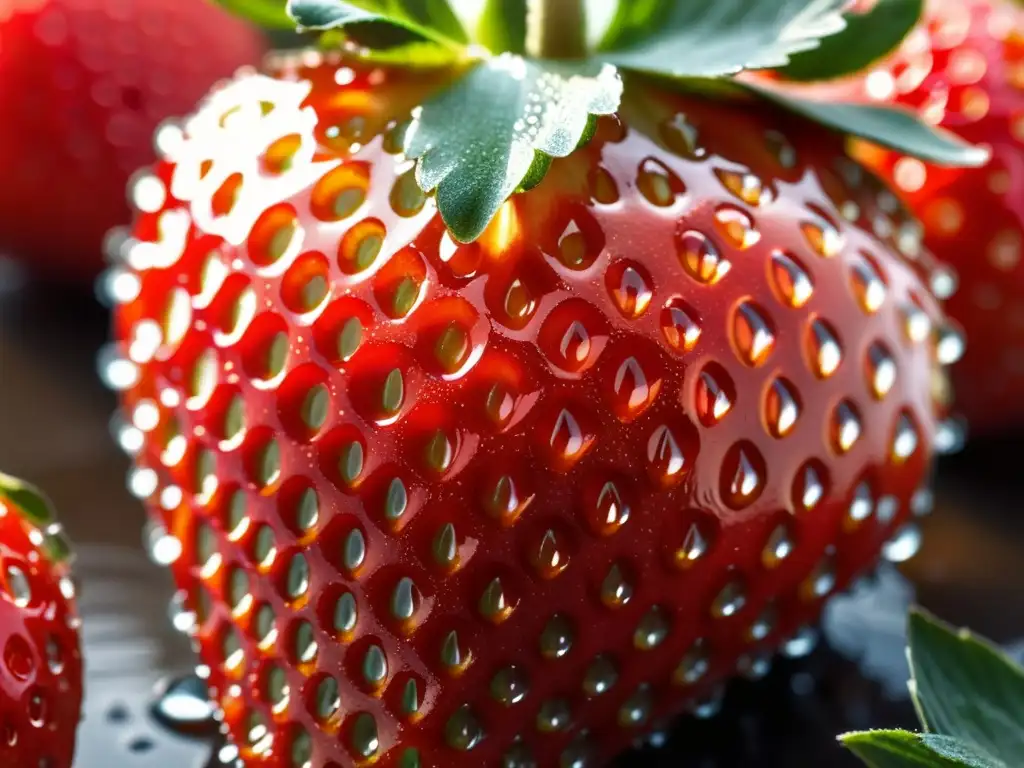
[
  {"left": 104, "top": 2, "right": 982, "bottom": 766},
  {"left": 814, "top": 0, "right": 1024, "bottom": 434},
  {"left": 0, "top": 0, "right": 265, "bottom": 280},
  {"left": 0, "top": 474, "right": 81, "bottom": 768}
]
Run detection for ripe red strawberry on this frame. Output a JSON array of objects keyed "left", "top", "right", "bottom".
[
  {"left": 0, "top": 0, "right": 265, "bottom": 280},
  {"left": 832, "top": 0, "right": 1024, "bottom": 434},
  {"left": 0, "top": 474, "right": 82, "bottom": 768},
  {"left": 107, "top": 44, "right": 962, "bottom": 766}
]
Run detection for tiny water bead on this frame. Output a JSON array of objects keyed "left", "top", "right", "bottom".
[
  {"left": 731, "top": 301, "right": 776, "bottom": 367},
  {"left": 764, "top": 377, "right": 801, "bottom": 439},
  {"left": 769, "top": 250, "right": 814, "bottom": 308},
  {"left": 678, "top": 230, "right": 730, "bottom": 284},
  {"left": 713, "top": 205, "right": 761, "bottom": 249}
]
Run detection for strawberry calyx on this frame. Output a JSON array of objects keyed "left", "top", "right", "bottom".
[
  {"left": 0, "top": 473, "right": 74, "bottom": 568},
  {"left": 219, "top": 0, "right": 988, "bottom": 244}
]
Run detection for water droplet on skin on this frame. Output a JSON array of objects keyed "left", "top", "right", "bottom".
[
  {"left": 674, "top": 521, "right": 709, "bottom": 568},
  {"left": 606, "top": 260, "right": 653, "bottom": 319},
  {"left": 831, "top": 400, "right": 862, "bottom": 454},
  {"left": 866, "top": 342, "right": 897, "bottom": 399},
  {"left": 714, "top": 205, "right": 760, "bottom": 249},
  {"left": 901, "top": 303, "right": 932, "bottom": 344},
  {"left": 770, "top": 251, "right": 814, "bottom": 308},
  {"left": 721, "top": 443, "right": 765, "bottom": 509},
  {"left": 661, "top": 112, "right": 705, "bottom": 159},
  {"left": 762, "top": 524, "right": 794, "bottom": 568},
  {"left": 491, "top": 665, "right": 529, "bottom": 706},
  {"left": 792, "top": 462, "right": 826, "bottom": 513},
  {"left": 633, "top": 606, "right": 670, "bottom": 650},
  {"left": 637, "top": 158, "right": 681, "bottom": 207},
  {"left": 674, "top": 641, "right": 710, "bottom": 686},
  {"left": 807, "top": 318, "right": 843, "bottom": 378},
  {"left": 801, "top": 209, "right": 844, "bottom": 257},
  {"left": 883, "top": 525, "right": 921, "bottom": 563},
  {"left": 618, "top": 686, "right": 653, "bottom": 728},
  {"left": 892, "top": 412, "right": 919, "bottom": 463},
  {"left": 540, "top": 614, "right": 574, "bottom": 659},
  {"left": 678, "top": 230, "right": 730, "bottom": 284},
  {"left": 848, "top": 481, "right": 874, "bottom": 525},
  {"left": 712, "top": 580, "right": 746, "bottom": 618},
  {"left": 764, "top": 377, "right": 801, "bottom": 438},
  {"left": 661, "top": 299, "right": 702, "bottom": 353},
  {"left": 583, "top": 656, "right": 618, "bottom": 696},
  {"left": 695, "top": 364, "right": 735, "bottom": 426},
  {"left": 445, "top": 705, "right": 484, "bottom": 751},
  {"left": 715, "top": 168, "right": 774, "bottom": 206},
  {"left": 732, "top": 301, "right": 776, "bottom": 366}
]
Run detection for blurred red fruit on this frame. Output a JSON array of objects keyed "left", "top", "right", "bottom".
[{"left": 0, "top": 0, "right": 265, "bottom": 279}]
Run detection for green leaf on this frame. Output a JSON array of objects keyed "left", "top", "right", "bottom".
[
  {"left": 405, "top": 54, "right": 622, "bottom": 242},
  {"left": 744, "top": 81, "right": 990, "bottom": 167},
  {"left": 781, "top": 0, "right": 923, "bottom": 81},
  {"left": 0, "top": 472, "right": 56, "bottom": 527},
  {"left": 288, "top": 0, "right": 467, "bottom": 49},
  {"left": 841, "top": 731, "right": 1008, "bottom": 768},
  {"left": 599, "top": 0, "right": 849, "bottom": 78},
  {"left": 908, "top": 608, "right": 1024, "bottom": 763},
  {"left": 476, "top": 0, "right": 527, "bottom": 55},
  {"left": 215, "top": 0, "right": 296, "bottom": 29}
]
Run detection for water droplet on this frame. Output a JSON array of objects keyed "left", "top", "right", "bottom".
[
  {"left": 713, "top": 205, "right": 760, "bottom": 249},
  {"left": 712, "top": 580, "right": 746, "bottom": 618},
  {"left": 583, "top": 656, "right": 618, "bottom": 696},
  {"left": 362, "top": 644, "right": 388, "bottom": 687},
  {"left": 801, "top": 209, "right": 844, "bottom": 257},
  {"left": 732, "top": 301, "right": 776, "bottom": 366},
  {"left": 315, "top": 677, "right": 340, "bottom": 721},
  {"left": 883, "top": 525, "right": 921, "bottom": 563},
  {"left": 678, "top": 230, "right": 730, "bottom": 284},
  {"left": 503, "top": 279, "right": 536, "bottom": 326},
  {"left": 866, "top": 342, "right": 897, "bottom": 399},
  {"left": 674, "top": 641, "right": 709, "bottom": 686},
  {"left": 549, "top": 408, "right": 590, "bottom": 464},
  {"left": 4, "top": 565, "right": 31, "bottom": 607},
  {"left": 802, "top": 557, "right": 836, "bottom": 600},
  {"left": 618, "top": 686, "right": 652, "bottom": 728},
  {"left": 783, "top": 627, "right": 818, "bottom": 658},
  {"left": 936, "top": 324, "right": 966, "bottom": 365},
  {"left": 491, "top": 665, "right": 529, "bottom": 706},
  {"left": 661, "top": 112, "right": 705, "bottom": 159},
  {"left": 721, "top": 442, "right": 765, "bottom": 509},
  {"left": 343, "top": 528, "right": 367, "bottom": 572},
  {"left": 848, "top": 481, "right": 874, "bottom": 524},
  {"left": 601, "top": 563, "right": 633, "bottom": 608},
  {"left": 607, "top": 260, "right": 653, "bottom": 319},
  {"left": 334, "top": 592, "right": 358, "bottom": 635},
  {"left": 532, "top": 529, "right": 569, "bottom": 578},
  {"left": 762, "top": 524, "right": 794, "bottom": 568},
  {"left": 695, "top": 364, "right": 735, "bottom": 426},
  {"left": 673, "top": 520, "right": 709, "bottom": 568},
  {"left": 637, "top": 158, "right": 681, "bottom": 207},
  {"left": 537, "top": 698, "right": 572, "bottom": 732},
  {"left": 892, "top": 412, "right": 919, "bottom": 463},
  {"left": 349, "top": 712, "right": 380, "bottom": 759},
  {"left": 831, "top": 400, "right": 862, "bottom": 454},
  {"left": 715, "top": 169, "right": 773, "bottom": 206},
  {"left": 611, "top": 356, "right": 656, "bottom": 419},
  {"left": 792, "top": 461, "right": 826, "bottom": 513},
  {"left": 633, "top": 606, "right": 670, "bottom": 650},
  {"left": 661, "top": 298, "right": 702, "bottom": 353},
  {"left": 479, "top": 577, "right": 514, "bottom": 623},
  {"left": 151, "top": 675, "right": 216, "bottom": 734},
  {"left": 445, "top": 705, "right": 484, "bottom": 751},
  {"left": 765, "top": 130, "right": 797, "bottom": 168},
  {"left": 390, "top": 577, "right": 418, "bottom": 623},
  {"left": 806, "top": 318, "right": 842, "bottom": 378},
  {"left": 764, "top": 377, "right": 801, "bottom": 438},
  {"left": 540, "top": 614, "right": 574, "bottom": 659},
  {"left": 901, "top": 303, "right": 932, "bottom": 344},
  {"left": 647, "top": 424, "right": 690, "bottom": 485},
  {"left": 770, "top": 251, "right": 814, "bottom": 308},
  {"left": 589, "top": 480, "right": 630, "bottom": 536}
]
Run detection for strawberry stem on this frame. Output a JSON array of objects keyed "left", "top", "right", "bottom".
[{"left": 526, "top": 0, "right": 587, "bottom": 59}]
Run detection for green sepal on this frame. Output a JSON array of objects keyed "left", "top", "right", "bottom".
[
  {"left": 0, "top": 471, "right": 56, "bottom": 528},
  {"left": 780, "top": 0, "right": 924, "bottom": 81},
  {"left": 841, "top": 731, "right": 1008, "bottom": 768},
  {"left": 214, "top": 0, "right": 296, "bottom": 29}
]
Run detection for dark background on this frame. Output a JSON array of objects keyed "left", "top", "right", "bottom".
[{"left": 1, "top": 265, "right": 1022, "bottom": 767}]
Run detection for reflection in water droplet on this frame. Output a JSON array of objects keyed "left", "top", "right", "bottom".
[
  {"left": 661, "top": 298, "right": 702, "bottom": 353},
  {"left": 152, "top": 675, "right": 217, "bottom": 734},
  {"left": 732, "top": 301, "right": 776, "bottom": 366},
  {"left": 770, "top": 251, "right": 814, "bottom": 308},
  {"left": 678, "top": 230, "right": 730, "bottom": 285},
  {"left": 714, "top": 205, "right": 760, "bottom": 249},
  {"left": 765, "top": 377, "right": 800, "bottom": 438}
]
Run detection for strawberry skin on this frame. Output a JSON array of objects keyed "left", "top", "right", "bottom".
[
  {"left": 0, "top": 0, "right": 264, "bottom": 280},
  {"left": 110, "top": 52, "right": 956, "bottom": 767},
  {"left": 0, "top": 476, "right": 81, "bottom": 768},
  {"left": 844, "top": 0, "right": 1024, "bottom": 434}
]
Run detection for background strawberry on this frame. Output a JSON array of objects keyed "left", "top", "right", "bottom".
[
  {"left": 106, "top": 39, "right": 963, "bottom": 766},
  {"left": 0, "top": 474, "right": 81, "bottom": 768},
  {"left": 0, "top": 0, "right": 265, "bottom": 280},
  {"left": 823, "top": 0, "right": 1024, "bottom": 434}
]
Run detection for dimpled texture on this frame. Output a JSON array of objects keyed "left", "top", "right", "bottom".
[
  {"left": 0, "top": 0, "right": 264, "bottom": 278},
  {"left": 111, "top": 51, "right": 956, "bottom": 768},
  {"left": 849, "top": 0, "right": 1024, "bottom": 434},
  {"left": 0, "top": 492, "right": 82, "bottom": 768}
]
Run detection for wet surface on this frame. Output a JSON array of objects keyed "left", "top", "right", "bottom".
[{"left": 0, "top": 267, "right": 1022, "bottom": 767}]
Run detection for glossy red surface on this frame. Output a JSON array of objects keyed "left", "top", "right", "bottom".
[{"left": 109, "top": 52, "right": 957, "bottom": 766}]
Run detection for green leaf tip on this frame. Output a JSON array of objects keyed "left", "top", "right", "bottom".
[
  {"left": 214, "top": 0, "right": 296, "bottom": 29},
  {"left": 907, "top": 607, "right": 1024, "bottom": 764},
  {"left": 781, "top": 0, "right": 924, "bottom": 82},
  {"left": 841, "top": 730, "right": 1009, "bottom": 768},
  {"left": 0, "top": 471, "right": 56, "bottom": 528},
  {"left": 744, "top": 82, "right": 991, "bottom": 168},
  {"left": 287, "top": 0, "right": 467, "bottom": 50},
  {"left": 600, "top": 0, "right": 850, "bottom": 78},
  {"left": 405, "top": 54, "right": 622, "bottom": 242}
]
